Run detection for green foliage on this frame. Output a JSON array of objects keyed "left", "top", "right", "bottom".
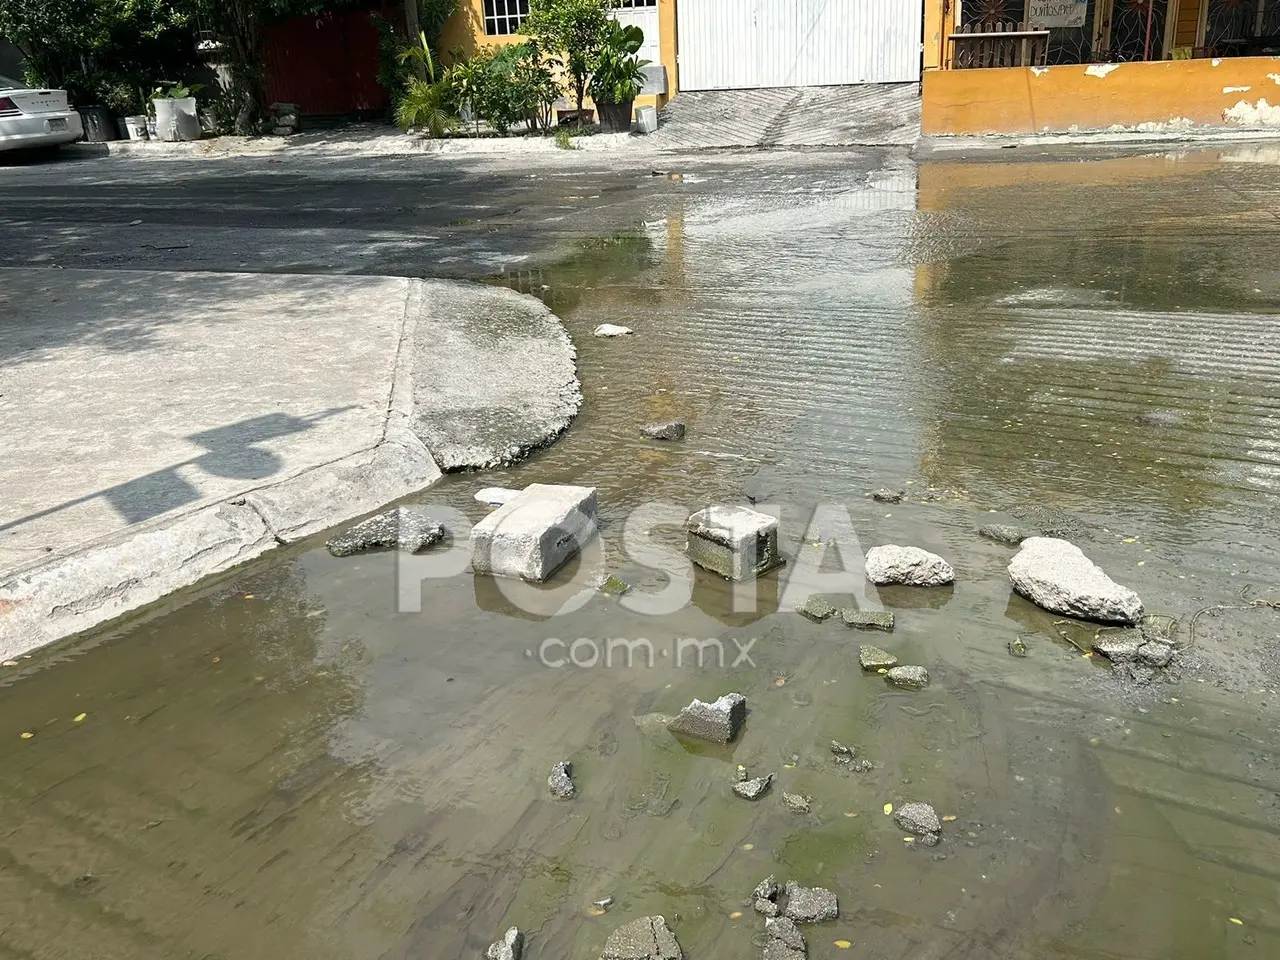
[
  {"left": 553, "top": 126, "right": 576, "bottom": 149},
  {"left": 392, "top": 32, "right": 455, "bottom": 136},
  {"left": 372, "top": 12, "right": 412, "bottom": 108},
  {"left": 0, "top": 1, "right": 199, "bottom": 107},
  {"left": 520, "top": 0, "right": 611, "bottom": 118},
  {"left": 588, "top": 20, "right": 648, "bottom": 105},
  {"left": 152, "top": 81, "right": 203, "bottom": 101}
]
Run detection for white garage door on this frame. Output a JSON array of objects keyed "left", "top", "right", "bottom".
[{"left": 677, "top": 0, "right": 923, "bottom": 91}]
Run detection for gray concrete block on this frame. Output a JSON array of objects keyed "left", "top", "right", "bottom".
[
  {"left": 470, "top": 483, "right": 597, "bottom": 581},
  {"left": 685, "top": 505, "right": 781, "bottom": 581}
]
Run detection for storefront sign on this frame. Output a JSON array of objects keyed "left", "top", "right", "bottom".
[{"left": 1027, "top": 0, "right": 1088, "bottom": 28}]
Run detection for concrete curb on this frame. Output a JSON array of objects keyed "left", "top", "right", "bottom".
[
  {"left": 916, "top": 126, "right": 1280, "bottom": 155},
  {"left": 0, "top": 278, "right": 581, "bottom": 660}
]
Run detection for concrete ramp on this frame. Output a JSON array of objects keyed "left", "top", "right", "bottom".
[{"left": 646, "top": 83, "right": 920, "bottom": 150}]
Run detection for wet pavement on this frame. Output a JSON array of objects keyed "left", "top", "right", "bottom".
[{"left": 3, "top": 144, "right": 1280, "bottom": 959}]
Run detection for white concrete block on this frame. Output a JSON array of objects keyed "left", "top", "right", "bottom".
[
  {"left": 470, "top": 483, "right": 598, "bottom": 581},
  {"left": 685, "top": 505, "right": 781, "bottom": 581}
]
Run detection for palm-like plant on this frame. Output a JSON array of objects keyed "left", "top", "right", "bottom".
[{"left": 394, "top": 32, "right": 455, "bottom": 137}]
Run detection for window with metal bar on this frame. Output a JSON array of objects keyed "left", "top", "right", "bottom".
[{"left": 483, "top": 0, "right": 531, "bottom": 36}]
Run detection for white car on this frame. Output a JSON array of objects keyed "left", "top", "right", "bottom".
[{"left": 0, "top": 75, "right": 84, "bottom": 152}]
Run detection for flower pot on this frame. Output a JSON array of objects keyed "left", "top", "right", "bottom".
[
  {"left": 77, "top": 105, "right": 118, "bottom": 142},
  {"left": 152, "top": 96, "right": 201, "bottom": 142},
  {"left": 123, "top": 115, "right": 150, "bottom": 140},
  {"left": 597, "top": 99, "right": 635, "bottom": 134}
]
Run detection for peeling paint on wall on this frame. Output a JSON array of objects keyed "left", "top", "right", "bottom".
[
  {"left": 1224, "top": 98, "right": 1280, "bottom": 125},
  {"left": 1085, "top": 63, "right": 1119, "bottom": 78},
  {"left": 1031, "top": 66, "right": 1049, "bottom": 76},
  {"left": 1212, "top": 58, "right": 1222, "bottom": 66},
  {"left": 1223, "top": 85, "right": 1252, "bottom": 93},
  {"left": 1268, "top": 73, "right": 1280, "bottom": 84}
]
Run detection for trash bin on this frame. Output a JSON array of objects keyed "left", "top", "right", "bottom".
[{"left": 77, "top": 105, "right": 118, "bottom": 142}]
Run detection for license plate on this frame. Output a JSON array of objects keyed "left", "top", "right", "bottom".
[{"left": 46, "top": 117, "right": 68, "bottom": 132}]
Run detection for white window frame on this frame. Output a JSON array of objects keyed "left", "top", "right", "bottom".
[{"left": 483, "top": 0, "right": 530, "bottom": 37}]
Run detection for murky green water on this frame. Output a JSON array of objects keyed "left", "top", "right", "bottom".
[{"left": 4, "top": 146, "right": 1280, "bottom": 959}]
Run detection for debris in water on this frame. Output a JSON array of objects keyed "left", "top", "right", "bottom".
[
  {"left": 666, "top": 692, "right": 746, "bottom": 743},
  {"left": 885, "top": 665, "right": 930, "bottom": 689},
  {"left": 783, "top": 881, "right": 839, "bottom": 922},
  {"left": 797, "top": 595, "right": 838, "bottom": 622},
  {"left": 548, "top": 760, "right": 576, "bottom": 799},
  {"left": 830, "top": 740, "right": 854, "bottom": 756},
  {"left": 640, "top": 420, "right": 686, "bottom": 441},
  {"left": 872, "top": 488, "right": 903, "bottom": 504},
  {"left": 486, "top": 926, "right": 524, "bottom": 960},
  {"left": 781, "top": 792, "right": 811, "bottom": 814},
  {"left": 1008, "top": 636, "right": 1028, "bottom": 657},
  {"left": 883, "top": 803, "right": 894, "bottom": 815},
  {"left": 859, "top": 644, "right": 898, "bottom": 669},
  {"left": 600, "top": 915, "right": 681, "bottom": 959},
  {"left": 732, "top": 774, "right": 773, "bottom": 800},
  {"left": 73, "top": 713, "right": 87, "bottom": 723},
  {"left": 598, "top": 574, "right": 631, "bottom": 596},
  {"left": 19, "top": 731, "right": 33, "bottom": 739},
  {"left": 593, "top": 323, "right": 633, "bottom": 337},
  {"left": 866, "top": 545, "right": 955, "bottom": 586}
]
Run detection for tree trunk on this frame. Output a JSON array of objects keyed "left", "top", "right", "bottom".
[{"left": 404, "top": 1, "right": 425, "bottom": 80}]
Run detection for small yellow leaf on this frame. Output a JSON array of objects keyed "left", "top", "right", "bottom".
[
  {"left": 903, "top": 836, "right": 915, "bottom": 843},
  {"left": 586, "top": 906, "right": 607, "bottom": 917},
  {"left": 73, "top": 713, "right": 87, "bottom": 723},
  {"left": 1122, "top": 537, "right": 1137, "bottom": 543},
  {"left": 19, "top": 732, "right": 33, "bottom": 739},
  {"left": 742, "top": 843, "right": 754, "bottom": 851},
  {"left": 783, "top": 763, "right": 796, "bottom": 769},
  {"left": 834, "top": 940, "right": 852, "bottom": 949},
  {"left": 1229, "top": 917, "right": 1243, "bottom": 925},
  {"left": 1137, "top": 561, "right": 1145, "bottom": 567},
  {"left": 729, "top": 911, "right": 743, "bottom": 919},
  {"left": 877, "top": 668, "right": 887, "bottom": 675},
  {"left": 2, "top": 660, "right": 18, "bottom": 667},
  {"left": 211, "top": 656, "right": 221, "bottom": 664},
  {"left": 942, "top": 815, "right": 957, "bottom": 822},
  {"left": 843, "top": 811, "right": 858, "bottom": 818},
  {"left": 243, "top": 594, "right": 255, "bottom": 599},
  {"left": 737, "top": 764, "right": 746, "bottom": 771},
  {"left": 883, "top": 803, "right": 893, "bottom": 815},
  {"left": 774, "top": 677, "right": 786, "bottom": 687}
]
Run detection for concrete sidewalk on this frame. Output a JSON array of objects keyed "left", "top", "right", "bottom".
[{"left": 0, "top": 269, "right": 580, "bottom": 656}]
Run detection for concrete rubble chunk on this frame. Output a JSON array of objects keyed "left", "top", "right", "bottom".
[
  {"left": 594, "top": 323, "right": 634, "bottom": 337},
  {"left": 978, "top": 523, "right": 1029, "bottom": 545},
  {"left": 486, "top": 926, "right": 524, "bottom": 960},
  {"left": 600, "top": 915, "right": 682, "bottom": 960},
  {"left": 470, "top": 483, "right": 598, "bottom": 581},
  {"left": 762, "top": 943, "right": 806, "bottom": 960},
  {"left": 894, "top": 802, "right": 941, "bottom": 835},
  {"left": 765, "top": 916, "right": 807, "bottom": 951},
  {"left": 781, "top": 792, "right": 811, "bottom": 814},
  {"left": 865, "top": 545, "right": 955, "bottom": 587},
  {"left": 797, "top": 595, "right": 838, "bottom": 622},
  {"left": 753, "top": 875, "right": 780, "bottom": 901},
  {"left": 641, "top": 420, "right": 686, "bottom": 441},
  {"left": 783, "top": 882, "right": 838, "bottom": 922},
  {"left": 1137, "top": 639, "right": 1176, "bottom": 667},
  {"left": 1093, "top": 633, "right": 1142, "bottom": 663},
  {"left": 842, "top": 608, "right": 895, "bottom": 631},
  {"left": 872, "top": 488, "right": 903, "bottom": 503},
  {"left": 475, "top": 486, "right": 521, "bottom": 506},
  {"left": 830, "top": 740, "right": 854, "bottom": 757},
  {"left": 859, "top": 644, "right": 898, "bottom": 670},
  {"left": 754, "top": 898, "right": 781, "bottom": 917},
  {"left": 325, "top": 507, "right": 444, "bottom": 557},
  {"left": 548, "top": 760, "right": 575, "bottom": 799},
  {"left": 1128, "top": 663, "right": 1158, "bottom": 685},
  {"left": 885, "top": 665, "right": 929, "bottom": 689},
  {"left": 686, "top": 505, "right": 782, "bottom": 581},
  {"left": 666, "top": 692, "right": 746, "bottom": 743},
  {"left": 1007, "top": 537, "right": 1144, "bottom": 625},
  {"left": 732, "top": 774, "right": 773, "bottom": 800}
]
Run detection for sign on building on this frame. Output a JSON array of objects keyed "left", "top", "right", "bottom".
[{"left": 1027, "top": 0, "right": 1088, "bottom": 28}]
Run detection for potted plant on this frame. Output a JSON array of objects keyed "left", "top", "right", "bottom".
[
  {"left": 588, "top": 22, "right": 648, "bottom": 134},
  {"left": 151, "top": 82, "right": 203, "bottom": 141}
]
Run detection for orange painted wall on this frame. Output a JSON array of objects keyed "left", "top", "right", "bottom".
[
  {"left": 439, "top": 0, "right": 678, "bottom": 109},
  {"left": 922, "top": 57, "right": 1280, "bottom": 135}
]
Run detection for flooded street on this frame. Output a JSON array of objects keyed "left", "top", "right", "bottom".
[{"left": 4, "top": 144, "right": 1280, "bottom": 959}]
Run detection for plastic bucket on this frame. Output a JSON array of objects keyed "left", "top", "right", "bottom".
[{"left": 152, "top": 97, "right": 201, "bottom": 142}]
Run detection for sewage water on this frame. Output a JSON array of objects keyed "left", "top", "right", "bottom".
[{"left": 3, "top": 147, "right": 1280, "bottom": 960}]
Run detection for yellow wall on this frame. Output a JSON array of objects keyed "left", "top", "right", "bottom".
[
  {"left": 439, "top": 0, "right": 678, "bottom": 111},
  {"left": 922, "top": 0, "right": 959, "bottom": 71},
  {"left": 922, "top": 57, "right": 1280, "bottom": 135}
]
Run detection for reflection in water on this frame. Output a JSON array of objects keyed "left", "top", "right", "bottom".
[{"left": 3, "top": 149, "right": 1280, "bottom": 959}]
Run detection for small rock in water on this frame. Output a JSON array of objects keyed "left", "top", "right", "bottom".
[
  {"left": 894, "top": 801, "right": 942, "bottom": 835},
  {"left": 598, "top": 574, "right": 631, "bottom": 596},
  {"left": 1092, "top": 633, "right": 1142, "bottom": 663},
  {"left": 1007, "top": 537, "right": 1143, "bottom": 625},
  {"left": 842, "top": 608, "right": 895, "bottom": 631},
  {"left": 797, "top": 595, "right": 838, "bottom": 622},
  {"left": 1137, "top": 639, "right": 1175, "bottom": 668},
  {"left": 754, "top": 875, "right": 780, "bottom": 902},
  {"left": 755, "top": 897, "right": 781, "bottom": 917},
  {"left": 830, "top": 740, "right": 854, "bottom": 757},
  {"left": 667, "top": 692, "right": 746, "bottom": 743},
  {"left": 781, "top": 792, "right": 811, "bottom": 814},
  {"left": 885, "top": 665, "right": 929, "bottom": 689},
  {"left": 872, "top": 488, "right": 903, "bottom": 504},
  {"left": 640, "top": 420, "right": 686, "bottom": 441},
  {"left": 594, "top": 323, "right": 634, "bottom": 338},
  {"left": 486, "top": 927, "right": 524, "bottom": 960},
  {"left": 1008, "top": 636, "right": 1028, "bottom": 657},
  {"left": 732, "top": 774, "right": 773, "bottom": 800},
  {"left": 865, "top": 545, "right": 955, "bottom": 586},
  {"left": 859, "top": 644, "right": 898, "bottom": 670},
  {"left": 600, "top": 915, "right": 681, "bottom": 960},
  {"left": 548, "top": 761, "right": 576, "bottom": 799},
  {"left": 848, "top": 758, "right": 875, "bottom": 773},
  {"left": 1127, "top": 663, "right": 1158, "bottom": 685},
  {"left": 765, "top": 916, "right": 807, "bottom": 950},
  {"left": 783, "top": 882, "right": 838, "bottom": 922},
  {"left": 325, "top": 507, "right": 443, "bottom": 557},
  {"left": 475, "top": 486, "right": 520, "bottom": 506},
  {"left": 978, "top": 523, "right": 1029, "bottom": 545}
]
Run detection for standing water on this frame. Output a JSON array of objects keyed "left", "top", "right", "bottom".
[{"left": 2, "top": 147, "right": 1279, "bottom": 959}]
